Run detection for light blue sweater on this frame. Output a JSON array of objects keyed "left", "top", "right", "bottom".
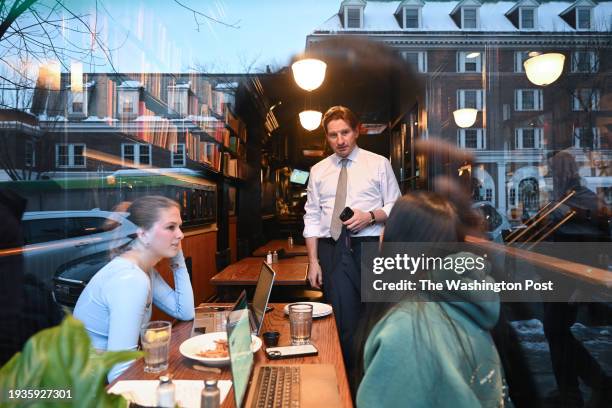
[
  {"left": 74, "top": 251, "right": 194, "bottom": 382},
  {"left": 357, "top": 253, "right": 504, "bottom": 408}
]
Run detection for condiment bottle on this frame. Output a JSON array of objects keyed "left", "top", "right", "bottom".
[
  {"left": 156, "top": 375, "right": 175, "bottom": 408},
  {"left": 200, "top": 379, "right": 220, "bottom": 408}
]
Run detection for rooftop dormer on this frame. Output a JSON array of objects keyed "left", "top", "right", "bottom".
[
  {"left": 559, "top": 0, "right": 597, "bottom": 30},
  {"left": 339, "top": 0, "right": 366, "bottom": 29},
  {"left": 394, "top": 0, "right": 425, "bottom": 29},
  {"left": 450, "top": 0, "right": 482, "bottom": 30},
  {"left": 505, "top": 0, "right": 540, "bottom": 30}
]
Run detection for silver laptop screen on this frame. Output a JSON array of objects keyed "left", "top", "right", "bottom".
[{"left": 251, "top": 262, "right": 275, "bottom": 334}]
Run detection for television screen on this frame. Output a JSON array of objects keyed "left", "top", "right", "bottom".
[{"left": 290, "top": 169, "right": 309, "bottom": 185}]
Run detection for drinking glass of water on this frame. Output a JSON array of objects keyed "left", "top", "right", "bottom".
[
  {"left": 289, "top": 304, "right": 313, "bottom": 345},
  {"left": 141, "top": 321, "right": 172, "bottom": 373}
]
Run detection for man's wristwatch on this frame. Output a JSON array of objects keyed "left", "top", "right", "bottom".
[{"left": 368, "top": 211, "right": 376, "bottom": 226}]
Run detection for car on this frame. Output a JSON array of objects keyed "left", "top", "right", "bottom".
[
  {"left": 472, "top": 201, "right": 512, "bottom": 243},
  {"left": 21, "top": 210, "right": 137, "bottom": 292}
]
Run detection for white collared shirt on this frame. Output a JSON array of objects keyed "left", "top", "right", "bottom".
[{"left": 303, "top": 146, "right": 401, "bottom": 238}]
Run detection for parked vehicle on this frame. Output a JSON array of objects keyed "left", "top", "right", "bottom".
[
  {"left": 21, "top": 210, "right": 137, "bottom": 291},
  {"left": 53, "top": 251, "right": 113, "bottom": 308}
]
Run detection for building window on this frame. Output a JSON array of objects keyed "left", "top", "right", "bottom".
[
  {"left": 574, "top": 128, "right": 601, "bottom": 149},
  {"left": 515, "top": 128, "right": 543, "bottom": 149},
  {"left": 457, "top": 51, "right": 482, "bottom": 73},
  {"left": 572, "top": 89, "right": 600, "bottom": 111},
  {"left": 118, "top": 89, "right": 139, "bottom": 117},
  {"left": 400, "top": 51, "right": 427, "bottom": 73},
  {"left": 345, "top": 7, "right": 362, "bottom": 28},
  {"left": 576, "top": 7, "right": 591, "bottom": 30},
  {"left": 168, "top": 87, "right": 189, "bottom": 116},
  {"left": 515, "top": 89, "right": 543, "bottom": 111},
  {"left": 457, "top": 89, "right": 484, "bottom": 110},
  {"left": 56, "top": 144, "right": 86, "bottom": 168},
  {"left": 171, "top": 143, "right": 186, "bottom": 167},
  {"left": 457, "top": 129, "right": 486, "bottom": 150},
  {"left": 571, "top": 51, "right": 598, "bottom": 73},
  {"left": 514, "top": 51, "right": 532, "bottom": 72},
  {"left": 122, "top": 143, "right": 152, "bottom": 166},
  {"left": 519, "top": 7, "right": 535, "bottom": 29},
  {"left": 404, "top": 7, "right": 420, "bottom": 29},
  {"left": 462, "top": 7, "right": 478, "bottom": 29},
  {"left": 25, "top": 141, "right": 35, "bottom": 167},
  {"left": 68, "top": 91, "right": 87, "bottom": 116},
  {"left": 518, "top": 178, "right": 539, "bottom": 212}
]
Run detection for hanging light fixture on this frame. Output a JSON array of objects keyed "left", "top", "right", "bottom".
[
  {"left": 71, "top": 62, "right": 83, "bottom": 92},
  {"left": 523, "top": 53, "right": 565, "bottom": 86},
  {"left": 453, "top": 108, "right": 478, "bottom": 128},
  {"left": 299, "top": 110, "right": 322, "bottom": 131},
  {"left": 292, "top": 58, "right": 327, "bottom": 91}
]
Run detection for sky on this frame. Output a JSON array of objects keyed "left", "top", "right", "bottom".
[{"left": 63, "top": 0, "right": 338, "bottom": 73}]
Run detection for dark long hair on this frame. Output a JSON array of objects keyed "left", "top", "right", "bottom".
[{"left": 352, "top": 192, "right": 478, "bottom": 396}]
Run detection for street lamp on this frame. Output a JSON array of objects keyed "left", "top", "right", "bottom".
[
  {"left": 453, "top": 108, "right": 478, "bottom": 128},
  {"left": 524, "top": 53, "right": 565, "bottom": 86},
  {"left": 299, "top": 110, "right": 322, "bottom": 131},
  {"left": 292, "top": 58, "right": 327, "bottom": 91}
]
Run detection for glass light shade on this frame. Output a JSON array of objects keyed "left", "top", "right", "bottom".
[
  {"left": 292, "top": 58, "right": 327, "bottom": 91},
  {"left": 71, "top": 62, "right": 83, "bottom": 92},
  {"left": 453, "top": 108, "right": 478, "bottom": 128},
  {"left": 299, "top": 110, "right": 322, "bottom": 131},
  {"left": 523, "top": 53, "right": 565, "bottom": 86}
]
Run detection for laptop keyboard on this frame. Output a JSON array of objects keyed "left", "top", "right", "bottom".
[{"left": 252, "top": 366, "right": 300, "bottom": 408}]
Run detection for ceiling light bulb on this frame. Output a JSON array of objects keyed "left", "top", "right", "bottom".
[
  {"left": 299, "top": 110, "right": 322, "bottom": 131},
  {"left": 453, "top": 108, "right": 478, "bottom": 128},
  {"left": 524, "top": 53, "right": 565, "bottom": 86},
  {"left": 292, "top": 58, "right": 327, "bottom": 91}
]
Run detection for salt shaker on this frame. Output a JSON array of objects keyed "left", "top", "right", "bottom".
[
  {"left": 156, "top": 375, "right": 175, "bottom": 408},
  {"left": 288, "top": 234, "right": 294, "bottom": 247},
  {"left": 201, "top": 379, "right": 220, "bottom": 408},
  {"left": 272, "top": 250, "right": 278, "bottom": 263},
  {"left": 266, "top": 251, "right": 272, "bottom": 264}
]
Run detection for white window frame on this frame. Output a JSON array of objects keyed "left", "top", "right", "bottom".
[
  {"left": 400, "top": 51, "right": 427, "bottom": 73},
  {"left": 118, "top": 89, "right": 139, "bottom": 117},
  {"left": 403, "top": 7, "right": 421, "bottom": 29},
  {"left": 572, "top": 89, "right": 600, "bottom": 111},
  {"left": 344, "top": 6, "right": 363, "bottom": 29},
  {"left": 457, "top": 89, "right": 484, "bottom": 110},
  {"left": 575, "top": 7, "right": 592, "bottom": 30},
  {"left": 171, "top": 143, "right": 186, "bottom": 167},
  {"left": 457, "top": 129, "right": 486, "bottom": 150},
  {"left": 167, "top": 88, "right": 188, "bottom": 116},
  {"left": 519, "top": 7, "right": 536, "bottom": 30},
  {"left": 461, "top": 7, "right": 479, "bottom": 29},
  {"left": 25, "top": 140, "right": 35, "bottom": 167},
  {"left": 515, "top": 89, "right": 543, "bottom": 111},
  {"left": 457, "top": 51, "right": 482, "bottom": 73},
  {"left": 571, "top": 51, "right": 598, "bottom": 73},
  {"left": 55, "top": 143, "right": 86, "bottom": 168},
  {"left": 515, "top": 128, "right": 543, "bottom": 149},
  {"left": 121, "top": 143, "right": 152, "bottom": 167},
  {"left": 574, "top": 128, "right": 601, "bottom": 149},
  {"left": 514, "top": 51, "right": 532, "bottom": 72},
  {"left": 68, "top": 90, "right": 88, "bottom": 116}
]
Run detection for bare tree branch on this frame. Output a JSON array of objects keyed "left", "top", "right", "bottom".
[{"left": 173, "top": 0, "right": 240, "bottom": 30}]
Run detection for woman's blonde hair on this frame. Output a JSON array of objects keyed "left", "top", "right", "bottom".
[{"left": 126, "top": 195, "right": 180, "bottom": 230}]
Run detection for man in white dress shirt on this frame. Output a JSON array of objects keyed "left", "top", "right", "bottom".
[{"left": 303, "top": 106, "right": 401, "bottom": 367}]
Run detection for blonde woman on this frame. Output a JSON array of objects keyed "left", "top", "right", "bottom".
[{"left": 74, "top": 196, "right": 194, "bottom": 382}]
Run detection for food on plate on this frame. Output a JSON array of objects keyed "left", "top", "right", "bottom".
[{"left": 196, "top": 339, "right": 229, "bottom": 358}]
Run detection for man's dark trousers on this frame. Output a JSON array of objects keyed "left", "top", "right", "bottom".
[{"left": 317, "top": 228, "right": 378, "bottom": 371}]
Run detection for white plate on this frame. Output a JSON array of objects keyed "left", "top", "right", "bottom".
[
  {"left": 283, "top": 302, "right": 332, "bottom": 318},
  {"left": 179, "top": 332, "right": 262, "bottom": 366}
]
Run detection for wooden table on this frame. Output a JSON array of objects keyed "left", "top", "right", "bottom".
[
  {"left": 110, "top": 304, "right": 353, "bottom": 408},
  {"left": 211, "top": 257, "right": 309, "bottom": 286},
  {"left": 253, "top": 239, "right": 308, "bottom": 257}
]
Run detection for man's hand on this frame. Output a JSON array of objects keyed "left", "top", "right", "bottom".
[
  {"left": 308, "top": 261, "right": 323, "bottom": 289},
  {"left": 344, "top": 208, "right": 372, "bottom": 233}
]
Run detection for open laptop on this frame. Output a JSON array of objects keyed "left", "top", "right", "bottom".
[
  {"left": 192, "top": 262, "right": 275, "bottom": 336},
  {"left": 226, "top": 291, "right": 342, "bottom": 408}
]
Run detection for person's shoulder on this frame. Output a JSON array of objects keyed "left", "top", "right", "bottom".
[
  {"left": 310, "top": 155, "right": 334, "bottom": 174},
  {"left": 99, "top": 257, "right": 149, "bottom": 288},
  {"left": 358, "top": 148, "right": 390, "bottom": 165}
]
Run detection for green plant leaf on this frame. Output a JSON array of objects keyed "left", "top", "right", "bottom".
[{"left": 0, "top": 315, "right": 142, "bottom": 407}]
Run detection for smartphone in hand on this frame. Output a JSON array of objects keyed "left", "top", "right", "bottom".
[{"left": 339, "top": 207, "right": 354, "bottom": 222}]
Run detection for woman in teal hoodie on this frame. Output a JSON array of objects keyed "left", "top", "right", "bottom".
[{"left": 356, "top": 193, "right": 506, "bottom": 408}]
